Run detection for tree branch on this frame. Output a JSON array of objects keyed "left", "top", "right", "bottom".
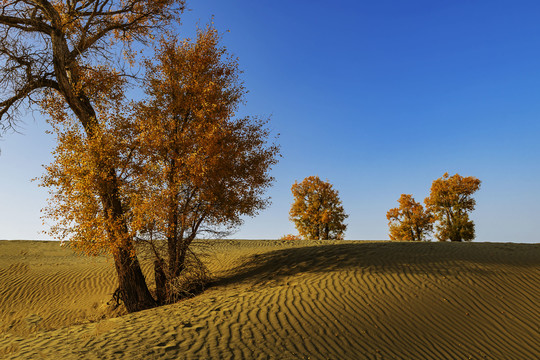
[
  {"left": 0, "top": 77, "right": 59, "bottom": 120},
  {"left": 0, "top": 14, "right": 52, "bottom": 33}
]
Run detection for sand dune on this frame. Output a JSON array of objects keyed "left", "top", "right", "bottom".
[{"left": 1, "top": 240, "right": 539, "bottom": 359}]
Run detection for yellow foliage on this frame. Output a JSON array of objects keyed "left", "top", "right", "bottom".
[
  {"left": 279, "top": 234, "right": 302, "bottom": 241},
  {"left": 387, "top": 194, "right": 433, "bottom": 241},
  {"left": 39, "top": 25, "right": 280, "bottom": 304},
  {"left": 130, "top": 26, "right": 280, "bottom": 246},
  {"left": 1, "top": 0, "right": 187, "bottom": 312},
  {"left": 424, "top": 173, "right": 481, "bottom": 242},
  {"left": 289, "top": 176, "right": 347, "bottom": 240}
]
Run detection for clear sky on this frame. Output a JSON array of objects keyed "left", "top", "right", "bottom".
[{"left": 1, "top": 0, "right": 540, "bottom": 243}]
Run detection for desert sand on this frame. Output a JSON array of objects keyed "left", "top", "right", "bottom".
[{"left": 0, "top": 239, "right": 539, "bottom": 359}]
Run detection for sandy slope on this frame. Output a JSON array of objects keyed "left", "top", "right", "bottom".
[{"left": 0, "top": 240, "right": 539, "bottom": 359}]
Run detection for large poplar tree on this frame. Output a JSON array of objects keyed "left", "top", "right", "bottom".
[{"left": 0, "top": 0, "right": 184, "bottom": 312}]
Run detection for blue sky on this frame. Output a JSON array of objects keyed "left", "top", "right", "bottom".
[{"left": 1, "top": 0, "right": 540, "bottom": 242}]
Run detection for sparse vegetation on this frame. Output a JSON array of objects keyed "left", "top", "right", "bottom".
[
  {"left": 289, "top": 176, "right": 348, "bottom": 240},
  {"left": 425, "top": 173, "right": 481, "bottom": 242},
  {"left": 388, "top": 173, "right": 481, "bottom": 242},
  {"left": 387, "top": 194, "right": 433, "bottom": 241},
  {"left": 279, "top": 234, "right": 302, "bottom": 241}
]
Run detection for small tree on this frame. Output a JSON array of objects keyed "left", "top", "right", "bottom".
[
  {"left": 424, "top": 173, "right": 481, "bottom": 242},
  {"left": 289, "top": 176, "right": 348, "bottom": 240},
  {"left": 387, "top": 194, "right": 433, "bottom": 241},
  {"left": 279, "top": 234, "right": 302, "bottom": 241}
]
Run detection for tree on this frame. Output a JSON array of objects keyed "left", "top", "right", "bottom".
[
  {"left": 130, "top": 28, "right": 280, "bottom": 304},
  {"left": 0, "top": 0, "right": 185, "bottom": 312},
  {"left": 386, "top": 194, "right": 433, "bottom": 241},
  {"left": 39, "top": 26, "right": 279, "bottom": 306},
  {"left": 289, "top": 176, "right": 348, "bottom": 240},
  {"left": 424, "top": 173, "right": 481, "bottom": 242}
]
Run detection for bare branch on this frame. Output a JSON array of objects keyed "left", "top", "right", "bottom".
[{"left": 0, "top": 13, "right": 52, "bottom": 33}]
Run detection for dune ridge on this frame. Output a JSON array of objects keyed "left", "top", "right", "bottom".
[{"left": 1, "top": 240, "right": 539, "bottom": 359}]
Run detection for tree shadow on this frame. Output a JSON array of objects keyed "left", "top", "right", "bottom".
[{"left": 211, "top": 241, "right": 540, "bottom": 288}]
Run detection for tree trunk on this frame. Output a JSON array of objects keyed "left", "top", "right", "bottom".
[
  {"left": 168, "top": 235, "right": 183, "bottom": 279},
  {"left": 102, "top": 173, "right": 156, "bottom": 312},
  {"left": 176, "top": 247, "right": 187, "bottom": 275},
  {"left": 50, "top": 32, "right": 156, "bottom": 312},
  {"left": 409, "top": 227, "right": 416, "bottom": 241},
  {"left": 154, "top": 259, "right": 167, "bottom": 305},
  {"left": 114, "top": 247, "right": 157, "bottom": 312},
  {"left": 165, "top": 239, "right": 187, "bottom": 302}
]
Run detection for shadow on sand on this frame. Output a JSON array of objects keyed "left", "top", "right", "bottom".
[{"left": 212, "top": 241, "right": 540, "bottom": 287}]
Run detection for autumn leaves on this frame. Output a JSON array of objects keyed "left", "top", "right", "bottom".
[
  {"left": 40, "top": 27, "right": 280, "bottom": 306},
  {"left": 387, "top": 173, "right": 481, "bottom": 242},
  {"left": 285, "top": 172, "right": 481, "bottom": 242},
  {"left": 0, "top": 0, "right": 486, "bottom": 313},
  {"left": 289, "top": 176, "right": 348, "bottom": 240},
  {"left": 387, "top": 195, "right": 433, "bottom": 242}
]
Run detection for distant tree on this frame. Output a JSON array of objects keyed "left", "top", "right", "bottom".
[
  {"left": 289, "top": 176, "right": 348, "bottom": 240},
  {"left": 279, "top": 234, "right": 302, "bottom": 241},
  {"left": 424, "top": 173, "right": 481, "bottom": 242},
  {"left": 386, "top": 194, "right": 433, "bottom": 241},
  {"left": 0, "top": 0, "right": 185, "bottom": 312}
]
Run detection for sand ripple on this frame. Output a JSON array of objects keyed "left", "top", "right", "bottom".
[{"left": 1, "top": 240, "right": 539, "bottom": 359}]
